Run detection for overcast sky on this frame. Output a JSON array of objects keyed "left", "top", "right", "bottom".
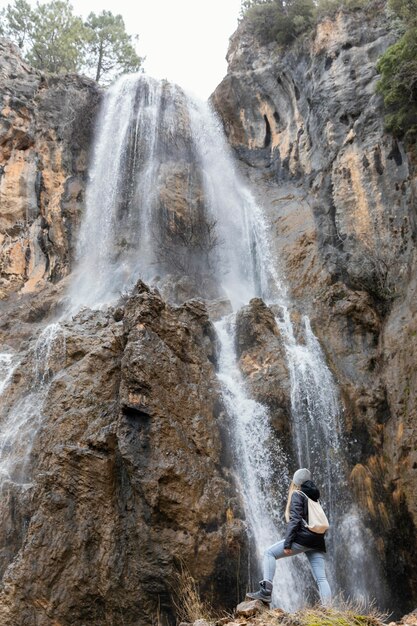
[{"left": 0, "top": 0, "right": 242, "bottom": 99}]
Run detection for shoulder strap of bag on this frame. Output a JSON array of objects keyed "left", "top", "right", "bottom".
[{"left": 293, "top": 490, "right": 309, "bottom": 524}]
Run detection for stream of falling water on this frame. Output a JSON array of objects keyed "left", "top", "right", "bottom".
[
  {"left": 215, "top": 315, "right": 310, "bottom": 610},
  {"left": 186, "top": 94, "right": 383, "bottom": 605},
  {"left": 0, "top": 353, "right": 15, "bottom": 396},
  {"left": 0, "top": 323, "right": 66, "bottom": 487}
]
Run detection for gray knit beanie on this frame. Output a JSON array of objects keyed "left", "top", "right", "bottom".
[{"left": 292, "top": 468, "right": 311, "bottom": 486}]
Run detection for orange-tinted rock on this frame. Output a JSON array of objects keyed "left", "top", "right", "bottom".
[{"left": 0, "top": 39, "right": 101, "bottom": 299}]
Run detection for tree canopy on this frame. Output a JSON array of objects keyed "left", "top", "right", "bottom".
[
  {"left": 241, "top": 0, "right": 316, "bottom": 45},
  {"left": 376, "top": 0, "right": 417, "bottom": 142},
  {"left": 0, "top": 0, "right": 144, "bottom": 83},
  {"left": 84, "top": 11, "right": 142, "bottom": 83},
  {"left": 239, "top": 0, "right": 369, "bottom": 46}
]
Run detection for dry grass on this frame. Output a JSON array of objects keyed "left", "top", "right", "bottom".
[
  {"left": 170, "top": 566, "right": 389, "bottom": 626},
  {"left": 296, "top": 606, "right": 386, "bottom": 626},
  {"left": 252, "top": 598, "right": 388, "bottom": 626},
  {"left": 171, "top": 564, "right": 215, "bottom": 624}
]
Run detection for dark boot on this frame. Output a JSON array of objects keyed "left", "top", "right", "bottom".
[{"left": 246, "top": 579, "right": 273, "bottom": 603}]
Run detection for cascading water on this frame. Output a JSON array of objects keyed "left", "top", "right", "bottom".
[
  {"left": 0, "top": 323, "right": 66, "bottom": 486},
  {"left": 215, "top": 316, "right": 304, "bottom": 610},
  {"left": 186, "top": 94, "right": 383, "bottom": 606},
  {"left": 1, "top": 72, "right": 386, "bottom": 610},
  {"left": 277, "top": 311, "right": 343, "bottom": 500},
  {"left": 0, "top": 353, "right": 15, "bottom": 396},
  {"left": 68, "top": 75, "right": 164, "bottom": 309}
]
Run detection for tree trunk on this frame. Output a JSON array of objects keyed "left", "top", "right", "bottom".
[{"left": 95, "top": 40, "right": 103, "bottom": 83}]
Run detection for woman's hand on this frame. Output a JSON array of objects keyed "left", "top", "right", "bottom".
[{"left": 284, "top": 548, "right": 293, "bottom": 555}]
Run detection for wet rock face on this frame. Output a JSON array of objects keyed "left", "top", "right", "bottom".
[
  {"left": 0, "top": 39, "right": 101, "bottom": 299},
  {"left": 0, "top": 284, "right": 248, "bottom": 625},
  {"left": 235, "top": 298, "right": 290, "bottom": 437}
]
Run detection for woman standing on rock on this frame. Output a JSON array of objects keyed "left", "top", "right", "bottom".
[{"left": 247, "top": 468, "right": 332, "bottom": 606}]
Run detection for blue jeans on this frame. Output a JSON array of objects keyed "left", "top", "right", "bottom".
[{"left": 263, "top": 539, "right": 332, "bottom": 605}]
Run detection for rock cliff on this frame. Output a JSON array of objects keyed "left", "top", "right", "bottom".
[
  {"left": 213, "top": 0, "right": 417, "bottom": 610},
  {"left": 0, "top": 282, "right": 247, "bottom": 625},
  {"left": 1, "top": 2, "right": 417, "bottom": 621},
  {"left": 0, "top": 39, "right": 101, "bottom": 301}
]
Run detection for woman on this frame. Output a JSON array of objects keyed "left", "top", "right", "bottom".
[{"left": 247, "top": 468, "right": 332, "bottom": 606}]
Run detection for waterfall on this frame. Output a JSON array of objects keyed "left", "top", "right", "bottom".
[
  {"left": 68, "top": 75, "right": 164, "bottom": 309},
  {"left": 65, "top": 74, "right": 382, "bottom": 605},
  {"left": 1, "top": 73, "right": 384, "bottom": 609},
  {"left": 186, "top": 95, "right": 381, "bottom": 605},
  {"left": 0, "top": 353, "right": 15, "bottom": 396},
  {"left": 0, "top": 323, "right": 66, "bottom": 486},
  {"left": 277, "top": 310, "right": 343, "bottom": 501},
  {"left": 215, "top": 315, "right": 305, "bottom": 610},
  {"left": 186, "top": 97, "right": 286, "bottom": 307}
]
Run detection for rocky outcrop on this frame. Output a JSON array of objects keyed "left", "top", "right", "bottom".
[
  {"left": 1, "top": 2, "right": 417, "bottom": 618},
  {"left": 0, "top": 283, "right": 247, "bottom": 625},
  {"left": 0, "top": 39, "right": 101, "bottom": 300},
  {"left": 213, "top": 0, "right": 417, "bottom": 610},
  {"left": 235, "top": 298, "right": 291, "bottom": 437},
  {"left": 213, "top": 2, "right": 414, "bottom": 304},
  {"left": 382, "top": 266, "right": 417, "bottom": 529}
]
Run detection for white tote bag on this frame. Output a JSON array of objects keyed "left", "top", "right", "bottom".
[{"left": 297, "top": 490, "right": 329, "bottom": 534}]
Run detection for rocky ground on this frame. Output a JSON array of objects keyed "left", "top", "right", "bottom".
[{"left": 179, "top": 601, "right": 417, "bottom": 626}]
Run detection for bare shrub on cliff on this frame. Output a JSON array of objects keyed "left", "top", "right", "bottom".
[
  {"left": 348, "top": 242, "right": 407, "bottom": 305},
  {"left": 153, "top": 210, "right": 221, "bottom": 277}
]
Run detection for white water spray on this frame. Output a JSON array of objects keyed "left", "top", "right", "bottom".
[
  {"left": 215, "top": 316, "right": 306, "bottom": 609},
  {"left": 0, "top": 323, "right": 66, "bottom": 486},
  {"left": 0, "top": 353, "right": 15, "bottom": 396},
  {"left": 68, "top": 75, "right": 166, "bottom": 309}
]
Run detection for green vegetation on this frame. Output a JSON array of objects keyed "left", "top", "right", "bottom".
[
  {"left": 376, "top": 0, "right": 417, "bottom": 143},
  {"left": 240, "top": 0, "right": 370, "bottom": 46},
  {"left": 294, "top": 606, "right": 384, "bottom": 626},
  {"left": 240, "top": 0, "right": 315, "bottom": 45},
  {"left": 0, "top": 0, "right": 143, "bottom": 83}
]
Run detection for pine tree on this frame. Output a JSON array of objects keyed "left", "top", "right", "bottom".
[
  {"left": 0, "top": 0, "right": 144, "bottom": 83},
  {"left": 2, "top": 0, "right": 34, "bottom": 50},
  {"left": 83, "top": 11, "right": 143, "bottom": 83}
]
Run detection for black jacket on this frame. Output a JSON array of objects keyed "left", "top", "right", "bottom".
[{"left": 283, "top": 480, "right": 327, "bottom": 552}]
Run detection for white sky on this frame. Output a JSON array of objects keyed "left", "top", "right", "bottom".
[{"left": 0, "top": 0, "right": 242, "bottom": 99}]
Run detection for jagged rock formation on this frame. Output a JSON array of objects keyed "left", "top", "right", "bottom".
[
  {"left": 213, "top": 0, "right": 417, "bottom": 610},
  {"left": 0, "top": 282, "right": 247, "bottom": 625},
  {"left": 234, "top": 298, "right": 290, "bottom": 438}
]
